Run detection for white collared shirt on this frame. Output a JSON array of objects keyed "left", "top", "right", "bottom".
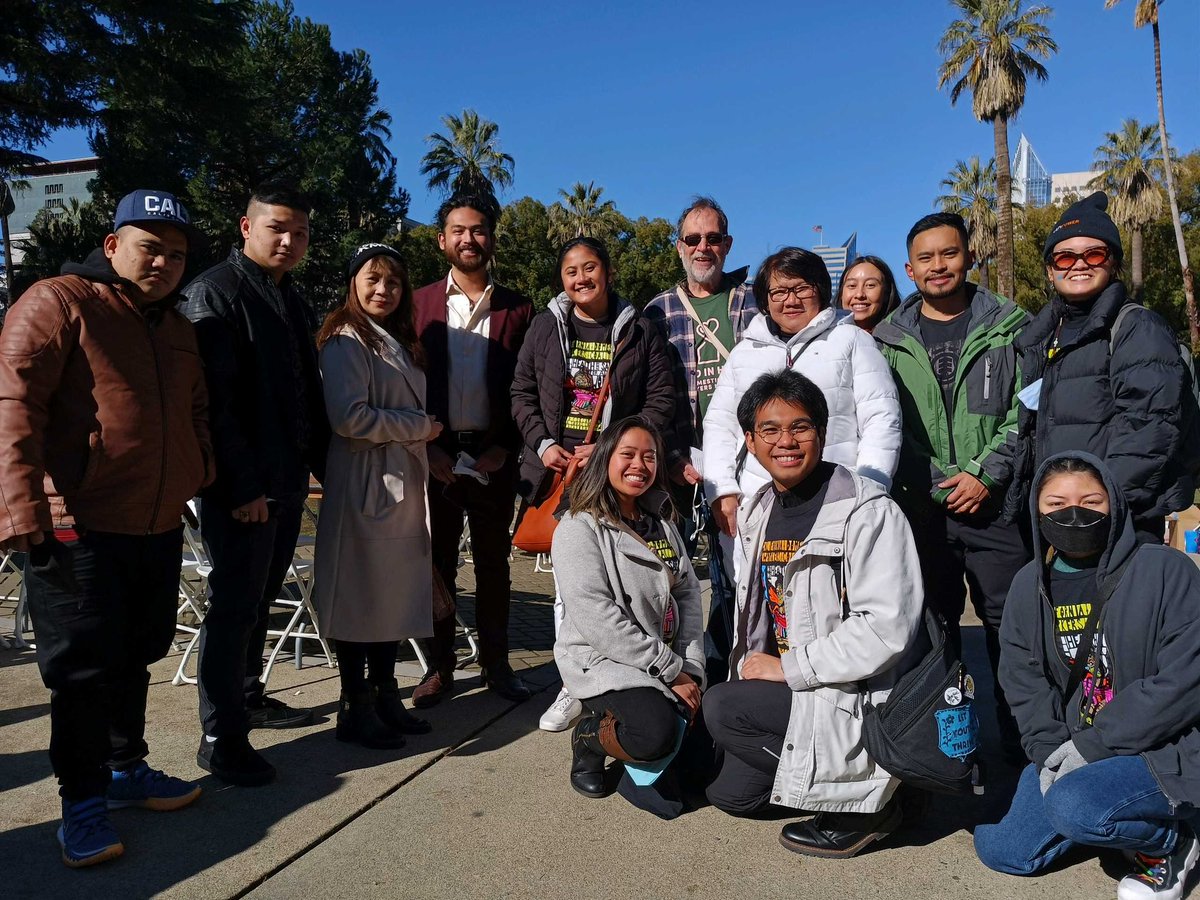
[{"left": 445, "top": 271, "right": 493, "bottom": 431}]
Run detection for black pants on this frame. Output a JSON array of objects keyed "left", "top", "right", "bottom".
[
  {"left": 25, "top": 528, "right": 183, "bottom": 801},
  {"left": 196, "top": 497, "right": 304, "bottom": 738},
  {"left": 910, "top": 502, "right": 1030, "bottom": 739},
  {"left": 425, "top": 441, "right": 517, "bottom": 673},
  {"left": 336, "top": 640, "right": 398, "bottom": 692},
  {"left": 703, "top": 679, "right": 793, "bottom": 815},
  {"left": 583, "top": 687, "right": 682, "bottom": 762}
]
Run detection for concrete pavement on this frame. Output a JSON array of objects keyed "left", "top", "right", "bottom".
[{"left": 0, "top": 552, "right": 1129, "bottom": 899}]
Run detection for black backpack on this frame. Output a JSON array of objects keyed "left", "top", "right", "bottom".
[{"left": 838, "top": 560, "right": 984, "bottom": 795}]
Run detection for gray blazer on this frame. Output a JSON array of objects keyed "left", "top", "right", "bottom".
[{"left": 552, "top": 504, "right": 705, "bottom": 703}]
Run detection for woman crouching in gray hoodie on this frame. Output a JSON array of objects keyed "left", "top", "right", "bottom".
[{"left": 552, "top": 416, "right": 706, "bottom": 803}]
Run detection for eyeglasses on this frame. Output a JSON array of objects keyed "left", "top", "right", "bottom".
[
  {"left": 680, "top": 232, "right": 728, "bottom": 247},
  {"left": 767, "top": 284, "right": 818, "bottom": 303},
  {"left": 753, "top": 420, "right": 818, "bottom": 445},
  {"left": 1050, "top": 246, "right": 1112, "bottom": 271}
]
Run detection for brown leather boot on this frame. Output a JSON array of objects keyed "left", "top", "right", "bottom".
[{"left": 411, "top": 669, "right": 455, "bottom": 709}]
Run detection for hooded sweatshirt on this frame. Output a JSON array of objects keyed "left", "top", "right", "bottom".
[{"left": 1000, "top": 450, "right": 1200, "bottom": 807}]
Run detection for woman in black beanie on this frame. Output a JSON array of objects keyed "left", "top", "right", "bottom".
[{"left": 1003, "top": 191, "right": 1196, "bottom": 543}]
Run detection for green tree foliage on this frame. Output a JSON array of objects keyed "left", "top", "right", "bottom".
[
  {"left": 612, "top": 216, "right": 683, "bottom": 309},
  {"left": 547, "top": 182, "right": 625, "bottom": 246},
  {"left": 85, "top": 0, "right": 408, "bottom": 315},
  {"left": 419, "top": 109, "right": 514, "bottom": 208},
  {"left": 1090, "top": 119, "right": 1163, "bottom": 299},
  {"left": 936, "top": 156, "right": 998, "bottom": 289},
  {"left": 938, "top": 0, "right": 1057, "bottom": 302},
  {"left": 1011, "top": 200, "right": 1063, "bottom": 314},
  {"left": 494, "top": 197, "right": 557, "bottom": 311},
  {"left": 12, "top": 198, "right": 109, "bottom": 291},
  {"left": 391, "top": 224, "right": 446, "bottom": 294}
]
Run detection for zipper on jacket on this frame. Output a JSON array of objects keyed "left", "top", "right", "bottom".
[
  {"left": 983, "top": 357, "right": 992, "bottom": 401},
  {"left": 145, "top": 318, "right": 170, "bottom": 534}
]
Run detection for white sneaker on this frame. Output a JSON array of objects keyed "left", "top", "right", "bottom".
[
  {"left": 1118, "top": 830, "right": 1199, "bottom": 900},
  {"left": 539, "top": 687, "right": 582, "bottom": 732}
]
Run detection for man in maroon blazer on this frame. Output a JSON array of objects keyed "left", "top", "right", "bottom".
[{"left": 411, "top": 193, "right": 535, "bottom": 706}]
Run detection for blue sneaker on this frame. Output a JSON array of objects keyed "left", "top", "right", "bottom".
[
  {"left": 107, "top": 761, "right": 201, "bottom": 811},
  {"left": 57, "top": 796, "right": 124, "bottom": 868}
]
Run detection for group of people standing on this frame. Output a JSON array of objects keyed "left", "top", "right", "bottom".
[{"left": 3, "top": 183, "right": 1200, "bottom": 899}]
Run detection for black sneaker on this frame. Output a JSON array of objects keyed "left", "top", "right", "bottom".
[
  {"left": 245, "top": 695, "right": 314, "bottom": 729},
  {"left": 197, "top": 736, "right": 276, "bottom": 787},
  {"left": 1118, "top": 827, "right": 1200, "bottom": 899}
]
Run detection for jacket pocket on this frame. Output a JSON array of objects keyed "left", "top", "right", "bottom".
[
  {"left": 77, "top": 430, "right": 104, "bottom": 492},
  {"left": 808, "top": 686, "right": 875, "bottom": 790},
  {"left": 966, "top": 347, "right": 1015, "bottom": 418},
  {"left": 361, "top": 444, "right": 407, "bottom": 518}
]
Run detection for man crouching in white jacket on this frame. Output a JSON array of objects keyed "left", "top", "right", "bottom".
[{"left": 702, "top": 369, "right": 923, "bottom": 859}]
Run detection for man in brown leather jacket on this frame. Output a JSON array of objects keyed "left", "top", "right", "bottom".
[{"left": 0, "top": 190, "right": 213, "bottom": 868}]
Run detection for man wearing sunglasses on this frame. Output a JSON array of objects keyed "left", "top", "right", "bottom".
[
  {"left": 1003, "top": 191, "right": 1196, "bottom": 544},
  {"left": 645, "top": 197, "right": 758, "bottom": 680}
]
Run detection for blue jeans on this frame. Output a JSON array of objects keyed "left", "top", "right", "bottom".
[{"left": 975, "top": 756, "right": 1188, "bottom": 875}]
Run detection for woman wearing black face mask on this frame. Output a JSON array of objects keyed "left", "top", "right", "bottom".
[{"left": 976, "top": 452, "right": 1200, "bottom": 899}]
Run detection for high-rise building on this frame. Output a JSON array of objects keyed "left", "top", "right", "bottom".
[
  {"left": 814, "top": 232, "right": 857, "bottom": 300},
  {"left": 1051, "top": 171, "right": 1097, "bottom": 205},
  {"left": 3, "top": 157, "right": 100, "bottom": 270},
  {"left": 1011, "top": 134, "right": 1052, "bottom": 207}
]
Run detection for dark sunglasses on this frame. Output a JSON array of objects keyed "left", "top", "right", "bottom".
[
  {"left": 1050, "top": 246, "right": 1111, "bottom": 271},
  {"left": 680, "top": 232, "right": 727, "bottom": 247}
]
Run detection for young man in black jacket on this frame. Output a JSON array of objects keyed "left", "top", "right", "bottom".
[{"left": 179, "top": 182, "right": 330, "bottom": 786}]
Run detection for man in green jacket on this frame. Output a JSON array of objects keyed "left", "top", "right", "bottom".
[{"left": 874, "top": 212, "right": 1030, "bottom": 760}]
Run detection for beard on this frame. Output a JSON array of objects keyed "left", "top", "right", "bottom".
[
  {"left": 682, "top": 254, "right": 722, "bottom": 290},
  {"left": 447, "top": 244, "right": 492, "bottom": 273}
]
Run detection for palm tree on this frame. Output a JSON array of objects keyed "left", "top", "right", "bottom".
[
  {"left": 938, "top": 0, "right": 1057, "bottom": 302},
  {"left": 1089, "top": 119, "right": 1164, "bottom": 300},
  {"left": 547, "top": 182, "right": 626, "bottom": 246},
  {"left": 1105, "top": 0, "right": 1195, "bottom": 350},
  {"left": 419, "top": 109, "right": 514, "bottom": 200},
  {"left": 937, "top": 156, "right": 999, "bottom": 290}
]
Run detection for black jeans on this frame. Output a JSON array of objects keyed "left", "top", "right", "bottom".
[
  {"left": 703, "top": 679, "right": 793, "bottom": 815},
  {"left": 583, "top": 687, "right": 682, "bottom": 762},
  {"left": 910, "top": 502, "right": 1030, "bottom": 739},
  {"left": 425, "top": 442, "right": 517, "bottom": 672},
  {"left": 196, "top": 497, "right": 304, "bottom": 738},
  {"left": 25, "top": 528, "right": 183, "bottom": 801}
]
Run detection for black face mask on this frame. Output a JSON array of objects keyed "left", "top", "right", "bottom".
[{"left": 1039, "top": 506, "right": 1111, "bottom": 556}]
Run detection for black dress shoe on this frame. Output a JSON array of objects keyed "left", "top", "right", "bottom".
[
  {"left": 245, "top": 695, "right": 314, "bottom": 729},
  {"left": 197, "top": 736, "right": 276, "bottom": 787},
  {"left": 778, "top": 799, "right": 902, "bottom": 859},
  {"left": 480, "top": 665, "right": 531, "bottom": 702}
]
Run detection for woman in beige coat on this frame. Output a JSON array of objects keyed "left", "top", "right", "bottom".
[{"left": 313, "top": 244, "right": 443, "bottom": 749}]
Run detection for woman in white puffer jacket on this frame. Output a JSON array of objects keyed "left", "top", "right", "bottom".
[{"left": 704, "top": 247, "right": 901, "bottom": 547}]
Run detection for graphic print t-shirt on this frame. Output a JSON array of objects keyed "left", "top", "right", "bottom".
[
  {"left": 920, "top": 311, "right": 971, "bottom": 417},
  {"left": 562, "top": 313, "right": 614, "bottom": 449},
  {"left": 690, "top": 290, "right": 734, "bottom": 431},
  {"left": 758, "top": 462, "right": 835, "bottom": 655},
  {"left": 627, "top": 514, "right": 681, "bottom": 644},
  {"left": 1049, "top": 556, "right": 1112, "bottom": 726}
]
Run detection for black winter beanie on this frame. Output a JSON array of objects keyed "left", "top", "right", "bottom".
[{"left": 1043, "top": 191, "right": 1122, "bottom": 262}]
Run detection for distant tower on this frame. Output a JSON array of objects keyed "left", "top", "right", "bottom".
[
  {"left": 813, "top": 232, "right": 857, "bottom": 300},
  {"left": 1011, "top": 134, "right": 1051, "bottom": 207}
]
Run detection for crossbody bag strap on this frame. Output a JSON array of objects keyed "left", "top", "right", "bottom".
[
  {"left": 1060, "top": 555, "right": 1132, "bottom": 705},
  {"left": 564, "top": 335, "right": 630, "bottom": 487},
  {"left": 675, "top": 286, "right": 731, "bottom": 361}
]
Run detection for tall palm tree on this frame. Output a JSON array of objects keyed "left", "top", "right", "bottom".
[
  {"left": 547, "top": 182, "right": 626, "bottom": 246},
  {"left": 937, "top": 156, "right": 999, "bottom": 290},
  {"left": 938, "top": 0, "right": 1057, "bottom": 302},
  {"left": 1089, "top": 119, "right": 1164, "bottom": 300},
  {"left": 419, "top": 109, "right": 514, "bottom": 200},
  {"left": 1105, "top": 0, "right": 1195, "bottom": 350}
]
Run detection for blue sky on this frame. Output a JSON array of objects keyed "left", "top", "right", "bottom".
[{"left": 43, "top": 0, "right": 1200, "bottom": 290}]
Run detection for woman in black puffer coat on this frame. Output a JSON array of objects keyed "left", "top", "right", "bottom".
[{"left": 1004, "top": 192, "right": 1195, "bottom": 543}]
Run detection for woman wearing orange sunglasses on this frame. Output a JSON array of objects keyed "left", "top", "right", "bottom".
[{"left": 1002, "top": 191, "right": 1196, "bottom": 544}]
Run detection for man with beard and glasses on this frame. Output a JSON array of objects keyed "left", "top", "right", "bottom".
[
  {"left": 410, "top": 193, "right": 535, "bottom": 708},
  {"left": 644, "top": 197, "right": 757, "bottom": 681},
  {"left": 874, "top": 211, "right": 1031, "bottom": 763}
]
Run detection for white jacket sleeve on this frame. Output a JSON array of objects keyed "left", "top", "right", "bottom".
[
  {"left": 847, "top": 329, "right": 901, "bottom": 489},
  {"left": 701, "top": 350, "right": 746, "bottom": 500}
]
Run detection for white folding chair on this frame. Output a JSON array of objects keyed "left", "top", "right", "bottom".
[
  {"left": 172, "top": 505, "right": 212, "bottom": 685},
  {"left": 0, "top": 549, "right": 31, "bottom": 649}
]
